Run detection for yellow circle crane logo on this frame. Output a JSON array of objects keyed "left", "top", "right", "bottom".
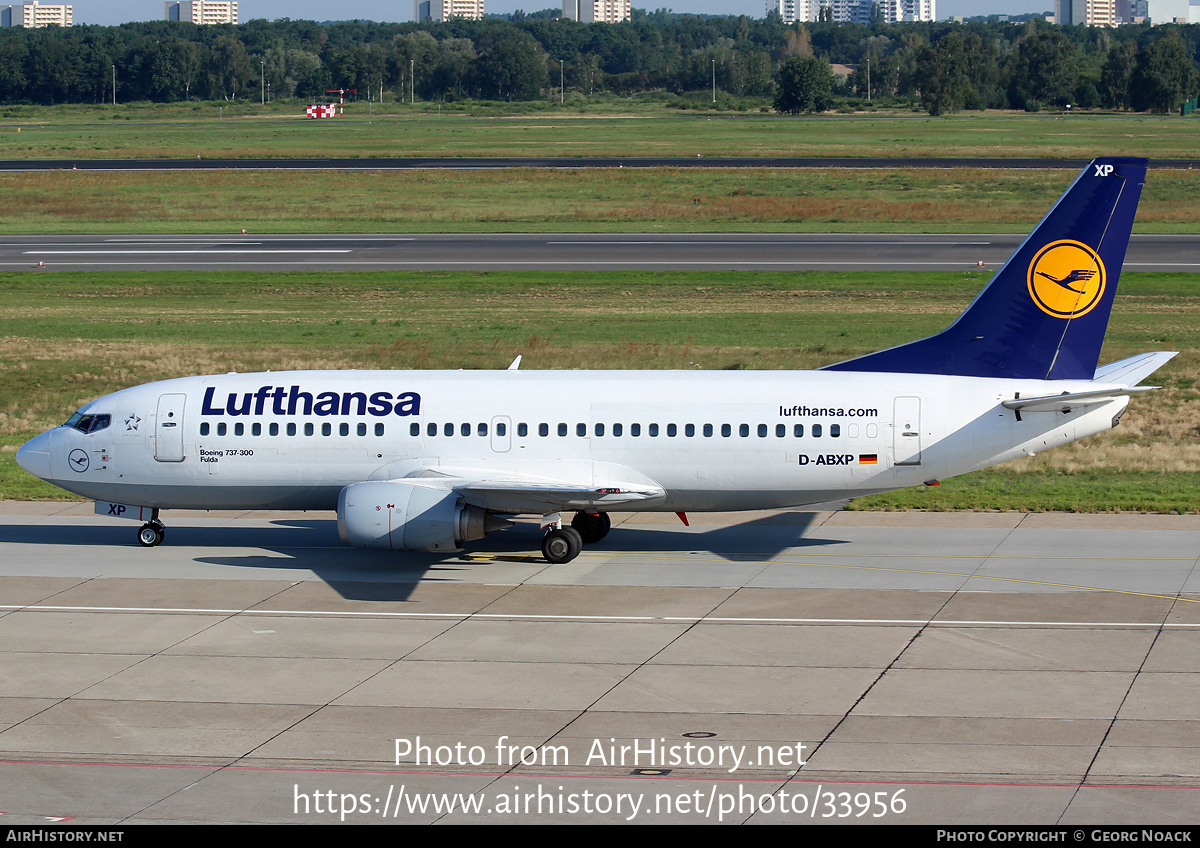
[{"left": 1027, "top": 240, "right": 1106, "bottom": 319}]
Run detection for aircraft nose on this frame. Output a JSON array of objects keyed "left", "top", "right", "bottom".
[{"left": 16, "top": 430, "right": 53, "bottom": 480}]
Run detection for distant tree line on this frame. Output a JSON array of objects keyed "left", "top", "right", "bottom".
[{"left": 0, "top": 13, "right": 1196, "bottom": 114}]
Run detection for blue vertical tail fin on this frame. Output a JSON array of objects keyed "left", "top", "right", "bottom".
[{"left": 824, "top": 157, "right": 1147, "bottom": 381}]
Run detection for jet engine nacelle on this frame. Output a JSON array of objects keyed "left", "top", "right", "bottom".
[{"left": 337, "top": 480, "right": 505, "bottom": 551}]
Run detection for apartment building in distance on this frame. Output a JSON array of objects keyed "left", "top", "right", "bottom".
[
  {"left": 562, "top": 0, "right": 631, "bottom": 22},
  {"left": 0, "top": 2, "right": 72, "bottom": 27},
  {"left": 766, "top": 0, "right": 934, "bottom": 24},
  {"left": 414, "top": 0, "right": 484, "bottom": 21},
  {"left": 1054, "top": 0, "right": 1116, "bottom": 24},
  {"left": 164, "top": 0, "right": 239, "bottom": 24}
]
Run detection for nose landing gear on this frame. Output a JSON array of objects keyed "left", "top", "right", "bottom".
[{"left": 138, "top": 519, "right": 165, "bottom": 547}]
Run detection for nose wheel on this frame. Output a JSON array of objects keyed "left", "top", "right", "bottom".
[{"left": 138, "top": 521, "right": 166, "bottom": 547}]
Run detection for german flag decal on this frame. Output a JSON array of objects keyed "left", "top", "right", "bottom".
[{"left": 859, "top": 454, "right": 878, "bottom": 465}]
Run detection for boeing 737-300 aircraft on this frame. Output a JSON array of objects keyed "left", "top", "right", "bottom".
[{"left": 16, "top": 157, "right": 1174, "bottom": 564}]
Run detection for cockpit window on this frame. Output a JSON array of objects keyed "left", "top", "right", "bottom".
[{"left": 64, "top": 412, "right": 111, "bottom": 434}]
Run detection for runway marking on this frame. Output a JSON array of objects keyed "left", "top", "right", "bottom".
[
  {"left": 23, "top": 249, "right": 354, "bottom": 255},
  {"left": 547, "top": 240, "right": 995, "bottom": 246},
  {"left": 1, "top": 604, "right": 1196, "bottom": 626}
]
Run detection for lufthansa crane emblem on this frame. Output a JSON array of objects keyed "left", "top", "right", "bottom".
[{"left": 1027, "top": 240, "right": 1106, "bottom": 319}]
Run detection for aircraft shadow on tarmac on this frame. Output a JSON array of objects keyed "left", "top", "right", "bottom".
[{"left": 1, "top": 511, "right": 845, "bottom": 601}]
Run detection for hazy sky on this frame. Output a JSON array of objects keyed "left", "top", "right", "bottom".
[{"left": 73, "top": 0, "right": 1048, "bottom": 27}]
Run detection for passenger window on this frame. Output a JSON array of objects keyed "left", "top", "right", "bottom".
[
  {"left": 234, "top": 423, "right": 244, "bottom": 436},
  {"left": 595, "top": 423, "right": 605, "bottom": 437},
  {"left": 558, "top": 423, "right": 568, "bottom": 437},
  {"left": 813, "top": 424, "right": 822, "bottom": 437},
  {"left": 721, "top": 424, "right": 731, "bottom": 437},
  {"left": 269, "top": 423, "right": 279, "bottom": 436},
  {"left": 685, "top": 424, "right": 695, "bottom": 437},
  {"left": 577, "top": 423, "right": 586, "bottom": 437},
  {"left": 831, "top": 424, "right": 841, "bottom": 438},
  {"left": 704, "top": 424, "right": 713, "bottom": 437},
  {"left": 340, "top": 423, "right": 350, "bottom": 437},
  {"left": 444, "top": 423, "right": 453, "bottom": 437},
  {"left": 739, "top": 424, "right": 749, "bottom": 437},
  {"left": 539, "top": 423, "right": 549, "bottom": 437},
  {"left": 358, "top": 423, "right": 367, "bottom": 437},
  {"left": 324, "top": 423, "right": 333, "bottom": 437},
  {"left": 648, "top": 423, "right": 659, "bottom": 437},
  {"left": 758, "top": 424, "right": 768, "bottom": 438},
  {"left": 375, "top": 423, "right": 384, "bottom": 436},
  {"left": 776, "top": 424, "right": 785, "bottom": 437},
  {"left": 253, "top": 423, "right": 262, "bottom": 436},
  {"left": 794, "top": 424, "right": 804, "bottom": 437},
  {"left": 517, "top": 423, "right": 526, "bottom": 437},
  {"left": 428, "top": 423, "right": 437, "bottom": 437},
  {"left": 478, "top": 423, "right": 488, "bottom": 437},
  {"left": 667, "top": 424, "right": 677, "bottom": 437},
  {"left": 200, "top": 422, "right": 210, "bottom": 436},
  {"left": 613, "top": 423, "right": 623, "bottom": 437},
  {"left": 217, "top": 423, "right": 227, "bottom": 436},
  {"left": 287, "top": 423, "right": 297, "bottom": 436},
  {"left": 410, "top": 423, "right": 419, "bottom": 437},
  {"left": 460, "top": 423, "right": 470, "bottom": 437},
  {"left": 305, "top": 423, "right": 315, "bottom": 436},
  {"left": 631, "top": 423, "right": 641, "bottom": 437}
]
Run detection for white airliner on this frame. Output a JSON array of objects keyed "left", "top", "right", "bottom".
[{"left": 16, "top": 157, "right": 1172, "bottom": 563}]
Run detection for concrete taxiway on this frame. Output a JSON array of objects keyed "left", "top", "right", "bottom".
[{"left": 0, "top": 503, "right": 1197, "bottom": 824}]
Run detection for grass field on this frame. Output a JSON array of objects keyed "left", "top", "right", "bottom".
[
  {"left": 2, "top": 106, "right": 1199, "bottom": 161},
  {"left": 3, "top": 166, "right": 1200, "bottom": 234},
  {"left": 2, "top": 269, "right": 1198, "bottom": 509}
]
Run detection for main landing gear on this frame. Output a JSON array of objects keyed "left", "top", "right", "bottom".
[
  {"left": 540, "top": 511, "right": 611, "bottom": 563},
  {"left": 137, "top": 513, "right": 166, "bottom": 547}
]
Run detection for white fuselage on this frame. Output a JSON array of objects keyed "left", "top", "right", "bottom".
[{"left": 24, "top": 368, "right": 1125, "bottom": 513}]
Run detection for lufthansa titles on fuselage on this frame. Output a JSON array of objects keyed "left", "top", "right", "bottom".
[
  {"left": 201, "top": 385, "right": 421, "bottom": 418},
  {"left": 779, "top": 405, "right": 878, "bottom": 418}
]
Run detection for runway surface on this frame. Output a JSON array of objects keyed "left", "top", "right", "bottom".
[
  {"left": 8, "top": 232, "right": 1200, "bottom": 272},
  {"left": 0, "top": 503, "right": 1197, "bottom": 824}
]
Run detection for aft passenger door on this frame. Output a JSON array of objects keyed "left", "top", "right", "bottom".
[
  {"left": 893, "top": 396, "right": 922, "bottom": 466},
  {"left": 155, "top": 393, "right": 186, "bottom": 462}
]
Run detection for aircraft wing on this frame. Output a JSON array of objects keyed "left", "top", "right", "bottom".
[
  {"left": 391, "top": 466, "right": 666, "bottom": 513},
  {"left": 454, "top": 480, "right": 663, "bottom": 512}
]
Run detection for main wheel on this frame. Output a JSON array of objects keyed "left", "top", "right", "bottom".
[
  {"left": 541, "top": 527, "right": 583, "bottom": 563},
  {"left": 571, "top": 511, "right": 611, "bottom": 544},
  {"left": 138, "top": 523, "right": 164, "bottom": 547}
]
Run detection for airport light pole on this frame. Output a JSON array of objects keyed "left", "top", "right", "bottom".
[
  {"left": 711, "top": 59, "right": 715, "bottom": 102},
  {"left": 260, "top": 61, "right": 265, "bottom": 106},
  {"left": 560, "top": 59, "right": 564, "bottom": 104}
]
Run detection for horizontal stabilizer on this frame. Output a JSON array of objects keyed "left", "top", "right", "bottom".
[
  {"left": 1093, "top": 351, "right": 1177, "bottom": 385},
  {"left": 1002, "top": 386, "right": 1156, "bottom": 413}
]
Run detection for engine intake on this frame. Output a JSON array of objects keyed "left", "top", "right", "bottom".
[{"left": 337, "top": 480, "right": 507, "bottom": 551}]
